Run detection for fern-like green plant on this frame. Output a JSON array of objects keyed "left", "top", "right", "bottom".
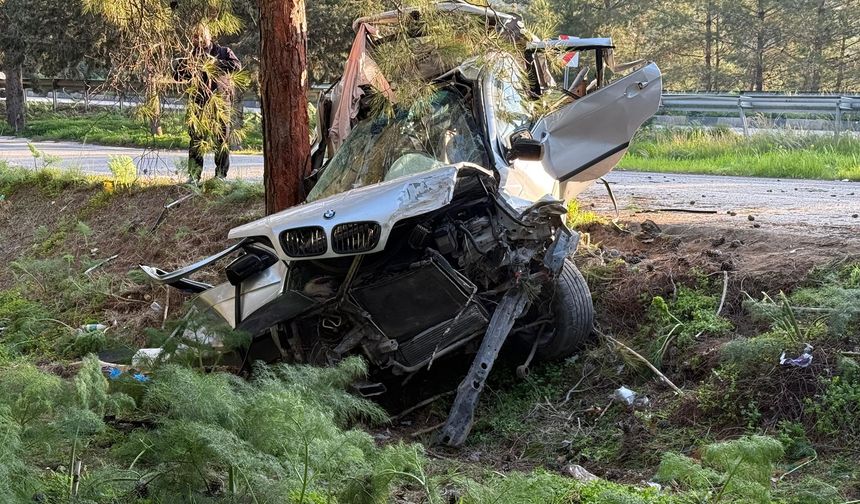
[
  {"left": 107, "top": 155, "right": 137, "bottom": 188},
  {"left": 656, "top": 436, "right": 783, "bottom": 503}
]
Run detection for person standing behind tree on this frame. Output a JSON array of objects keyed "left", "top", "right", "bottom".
[{"left": 175, "top": 24, "right": 241, "bottom": 182}]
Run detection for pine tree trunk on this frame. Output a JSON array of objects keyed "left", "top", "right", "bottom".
[
  {"left": 836, "top": 33, "right": 846, "bottom": 91},
  {"left": 704, "top": 1, "right": 713, "bottom": 92},
  {"left": 3, "top": 57, "right": 26, "bottom": 133},
  {"left": 259, "top": 0, "right": 310, "bottom": 215},
  {"left": 753, "top": 5, "right": 765, "bottom": 92},
  {"left": 715, "top": 15, "right": 721, "bottom": 89},
  {"left": 807, "top": 0, "right": 827, "bottom": 92}
]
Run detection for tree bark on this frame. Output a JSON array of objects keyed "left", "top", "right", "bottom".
[
  {"left": 3, "top": 57, "right": 26, "bottom": 133},
  {"left": 704, "top": 0, "right": 714, "bottom": 92},
  {"left": 715, "top": 14, "right": 721, "bottom": 89},
  {"left": 753, "top": 4, "right": 765, "bottom": 92},
  {"left": 259, "top": 0, "right": 310, "bottom": 215},
  {"left": 836, "top": 32, "right": 846, "bottom": 91},
  {"left": 144, "top": 73, "right": 163, "bottom": 136},
  {"left": 807, "top": 0, "right": 827, "bottom": 92}
]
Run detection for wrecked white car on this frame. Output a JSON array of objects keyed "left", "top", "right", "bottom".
[{"left": 141, "top": 1, "right": 661, "bottom": 446}]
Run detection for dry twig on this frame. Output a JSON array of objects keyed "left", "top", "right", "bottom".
[
  {"left": 596, "top": 328, "right": 684, "bottom": 395},
  {"left": 716, "top": 271, "right": 729, "bottom": 316}
]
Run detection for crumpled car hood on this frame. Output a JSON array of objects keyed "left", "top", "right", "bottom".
[{"left": 229, "top": 166, "right": 464, "bottom": 261}]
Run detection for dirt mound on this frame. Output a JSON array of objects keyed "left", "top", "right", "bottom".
[{"left": 0, "top": 182, "right": 264, "bottom": 340}]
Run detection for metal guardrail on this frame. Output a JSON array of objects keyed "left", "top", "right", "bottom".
[
  {"left": 3, "top": 77, "right": 858, "bottom": 135},
  {"left": 0, "top": 78, "right": 330, "bottom": 110},
  {"left": 659, "top": 93, "right": 860, "bottom": 135}
]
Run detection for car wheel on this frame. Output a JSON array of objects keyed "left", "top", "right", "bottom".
[{"left": 534, "top": 259, "right": 594, "bottom": 360}]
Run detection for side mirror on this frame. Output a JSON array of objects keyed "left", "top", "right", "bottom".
[
  {"left": 225, "top": 248, "right": 278, "bottom": 286},
  {"left": 507, "top": 131, "right": 544, "bottom": 162}
]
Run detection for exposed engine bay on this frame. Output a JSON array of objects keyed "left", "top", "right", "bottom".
[{"left": 241, "top": 173, "right": 570, "bottom": 376}]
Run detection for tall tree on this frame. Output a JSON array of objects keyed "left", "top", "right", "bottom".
[
  {"left": 1, "top": 0, "right": 103, "bottom": 131},
  {"left": 259, "top": 0, "right": 310, "bottom": 214}
]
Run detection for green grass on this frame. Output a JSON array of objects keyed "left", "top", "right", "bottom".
[
  {"left": 0, "top": 104, "right": 263, "bottom": 152},
  {"left": 621, "top": 127, "right": 860, "bottom": 181}
]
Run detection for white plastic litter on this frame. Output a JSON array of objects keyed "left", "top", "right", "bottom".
[
  {"left": 780, "top": 344, "right": 814, "bottom": 368},
  {"left": 79, "top": 323, "right": 108, "bottom": 332},
  {"left": 614, "top": 386, "right": 638, "bottom": 405}
]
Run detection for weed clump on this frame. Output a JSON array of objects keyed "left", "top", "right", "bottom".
[
  {"left": 643, "top": 280, "right": 731, "bottom": 368},
  {"left": 567, "top": 199, "right": 605, "bottom": 229},
  {"left": 201, "top": 177, "right": 265, "bottom": 205},
  {"left": 656, "top": 435, "right": 784, "bottom": 503},
  {"left": 805, "top": 374, "right": 860, "bottom": 442},
  {"left": 107, "top": 155, "right": 137, "bottom": 189}
]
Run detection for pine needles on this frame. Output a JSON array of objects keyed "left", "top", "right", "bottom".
[
  {"left": 0, "top": 355, "right": 427, "bottom": 503},
  {"left": 656, "top": 436, "right": 785, "bottom": 503}
]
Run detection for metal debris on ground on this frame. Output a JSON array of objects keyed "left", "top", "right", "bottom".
[
  {"left": 83, "top": 254, "right": 118, "bottom": 276},
  {"left": 151, "top": 192, "right": 195, "bottom": 232},
  {"left": 562, "top": 464, "right": 599, "bottom": 482}
]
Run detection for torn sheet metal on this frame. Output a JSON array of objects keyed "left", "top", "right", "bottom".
[{"left": 329, "top": 23, "right": 394, "bottom": 150}]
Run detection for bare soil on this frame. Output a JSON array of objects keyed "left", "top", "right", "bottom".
[{"left": 0, "top": 183, "right": 264, "bottom": 343}]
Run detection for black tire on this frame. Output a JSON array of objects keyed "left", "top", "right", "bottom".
[{"left": 534, "top": 260, "right": 594, "bottom": 360}]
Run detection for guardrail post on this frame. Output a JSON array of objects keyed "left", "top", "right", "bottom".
[
  {"left": 835, "top": 99, "right": 842, "bottom": 136},
  {"left": 52, "top": 79, "right": 58, "bottom": 111},
  {"left": 84, "top": 81, "right": 90, "bottom": 111},
  {"left": 738, "top": 96, "right": 749, "bottom": 137}
]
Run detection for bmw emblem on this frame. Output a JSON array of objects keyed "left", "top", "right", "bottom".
[{"left": 323, "top": 209, "right": 336, "bottom": 220}]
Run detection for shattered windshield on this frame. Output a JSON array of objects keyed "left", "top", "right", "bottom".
[{"left": 306, "top": 88, "right": 488, "bottom": 202}]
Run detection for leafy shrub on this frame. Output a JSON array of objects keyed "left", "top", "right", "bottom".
[
  {"left": 114, "top": 357, "right": 421, "bottom": 502},
  {"left": 746, "top": 264, "right": 860, "bottom": 341},
  {"left": 646, "top": 285, "right": 732, "bottom": 366},
  {"left": 0, "top": 362, "right": 67, "bottom": 430},
  {"left": 0, "top": 407, "right": 36, "bottom": 502},
  {"left": 719, "top": 332, "right": 792, "bottom": 376},
  {"left": 774, "top": 476, "right": 841, "bottom": 504},
  {"left": 0, "top": 355, "right": 431, "bottom": 503},
  {"left": 201, "top": 177, "right": 265, "bottom": 204},
  {"left": 776, "top": 421, "right": 815, "bottom": 461},
  {"left": 805, "top": 375, "right": 860, "bottom": 441}
]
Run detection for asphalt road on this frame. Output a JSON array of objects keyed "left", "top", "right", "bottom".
[
  {"left": 579, "top": 170, "right": 860, "bottom": 236},
  {"left": 2, "top": 137, "right": 858, "bottom": 238},
  {"left": 0, "top": 136, "right": 265, "bottom": 180}
]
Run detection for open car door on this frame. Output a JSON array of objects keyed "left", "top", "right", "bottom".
[{"left": 532, "top": 62, "right": 662, "bottom": 198}]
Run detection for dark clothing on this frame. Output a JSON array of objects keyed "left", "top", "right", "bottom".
[
  {"left": 174, "top": 44, "right": 241, "bottom": 97},
  {"left": 197, "top": 44, "right": 242, "bottom": 98},
  {"left": 189, "top": 119, "right": 231, "bottom": 180},
  {"left": 175, "top": 43, "right": 241, "bottom": 180}
]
